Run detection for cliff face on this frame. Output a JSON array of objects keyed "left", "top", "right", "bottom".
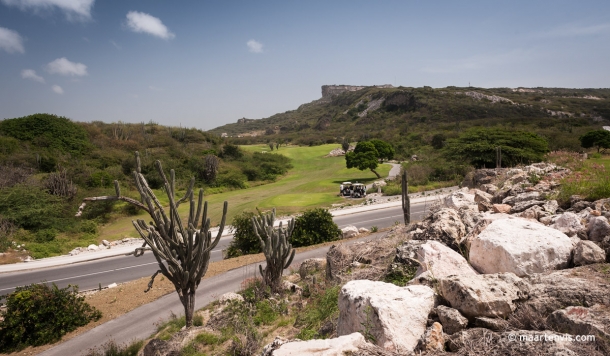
[{"left": 321, "top": 84, "right": 393, "bottom": 99}]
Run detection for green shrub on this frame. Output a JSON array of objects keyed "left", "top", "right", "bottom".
[
  {"left": 253, "top": 300, "right": 279, "bottom": 326},
  {"left": 295, "top": 285, "right": 340, "bottom": 340},
  {"left": 79, "top": 220, "right": 99, "bottom": 235},
  {"left": 0, "top": 114, "right": 90, "bottom": 155},
  {"left": 0, "top": 184, "right": 64, "bottom": 230},
  {"left": 0, "top": 283, "right": 102, "bottom": 352},
  {"left": 34, "top": 228, "right": 57, "bottom": 242},
  {"left": 225, "top": 211, "right": 259, "bottom": 258},
  {"left": 291, "top": 208, "right": 341, "bottom": 247},
  {"left": 444, "top": 128, "right": 549, "bottom": 168}
]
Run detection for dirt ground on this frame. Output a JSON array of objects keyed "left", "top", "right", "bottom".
[{"left": 2, "top": 231, "right": 389, "bottom": 356}]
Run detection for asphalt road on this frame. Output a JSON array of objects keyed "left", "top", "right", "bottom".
[
  {"left": 39, "top": 232, "right": 386, "bottom": 356},
  {"left": 0, "top": 202, "right": 430, "bottom": 296}
]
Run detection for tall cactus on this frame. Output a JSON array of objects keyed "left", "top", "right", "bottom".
[
  {"left": 252, "top": 209, "right": 295, "bottom": 293},
  {"left": 78, "top": 152, "right": 227, "bottom": 327},
  {"left": 401, "top": 170, "right": 411, "bottom": 225}
]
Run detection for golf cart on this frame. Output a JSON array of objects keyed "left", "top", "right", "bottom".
[{"left": 339, "top": 182, "right": 367, "bottom": 198}]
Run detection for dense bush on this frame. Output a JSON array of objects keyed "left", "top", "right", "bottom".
[
  {"left": 0, "top": 283, "right": 102, "bottom": 352},
  {"left": 291, "top": 208, "right": 341, "bottom": 247},
  {"left": 225, "top": 211, "right": 259, "bottom": 257},
  {"left": 444, "top": 128, "right": 549, "bottom": 168},
  {"left": 0, "top": 114, "right": 90, "bottom": 155},
  {"left": 0, "top": 184, "right": 64, "bottom": 230}
]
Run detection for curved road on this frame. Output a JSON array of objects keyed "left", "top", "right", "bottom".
[{"left": 0, "top": 202, "right": 433, "bottom": 296}]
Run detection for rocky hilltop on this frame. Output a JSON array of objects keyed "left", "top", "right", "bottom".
[{"left": 209, "top": 86, "right": 610, "bottom": 155}]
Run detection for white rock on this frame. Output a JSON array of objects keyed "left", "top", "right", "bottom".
[
  {"left": 358, "top": 227, "right": 370, "bottom": 233},
  {"left": 469, "top": 218, "right": 572, "bottom": 276},
  {"left": 502, "top": 191, "right": 541, "bottom": 206},
  {"left": 87, "top": 244, "right": 99, "bottom": 251},
  {"left": 102, "top": 239, "right": 110, "bottom": 247},
  {"left": 587, "top": 216, "right": 610, "bottom": 242},
  {"left": 550, "top": 212, "right": 584, "bottom": 237},
  {"left": 107, "top": 283, "right": 118, "bottom": 289},
  {"left": 218, "top": 292, "right": 244, "bottom": 304},
  {"left": 473, "top": 189, "right": 493, "bottom": 204},
  {"left": 341, "top": 226, "right": 360, "bottom": 239},
  {"left": 69, "top": 248, "right": 81, "bottom": 256},
  {"left": 573, "top": 240, "right": 606, "bottom": 266},
  {"left": 412, "top": 241, "right": 478, "bottom": 281},
  {"left": 272, "top": 333, "right": 368, "bottom": 356},
  {"left": 338, "top": 280, "right": 435, "bottom": 353},
  {"left": 439, "top": 273, "right": 530, "bottom": 319},
  {"left": 444, "top": 190, "right": 478, "bottom": 211}
]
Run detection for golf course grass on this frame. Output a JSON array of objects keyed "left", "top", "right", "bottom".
[{"left": 99, "top": 144, "right": 390, "bottom": 241}]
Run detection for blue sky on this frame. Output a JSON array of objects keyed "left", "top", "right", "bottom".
[{"left": 1, "top": 1, "right": 609, "bottom": 130}]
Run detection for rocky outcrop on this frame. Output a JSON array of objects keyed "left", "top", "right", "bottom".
[
  {"left": 406, "top": 240, "right": 478, "bottom": 283},
  {"left": 337, "top": 280, "right": 435, "bottom": 353},
  {"left": 572, "top": 240, "right": 606, "bottom": 266},
  {"left": 550, "top": 212, "right": 585, "bottom": 237},
  {"left": 469, "top": 218, "right": 572, "bottom": 276},
  {"left": 299, "top": 258, "right": 327, "bottom": 279},
  {"left": 436, "top": 305, "right": 468, "bottom": 335},
  {"left": 407, "top": 209, "right": 466, "bottom": 248},
  {"left": 443, "top": 189, "right": 478, "bottom": 211},
  {"left": 341, "top": 226, "right": 360, "bottom": 239},
  {"left": 588, "top": 216, "right": 610, "bottom": 242},
  {"left": 439, "top": 273, "right": 530, "bottom": 319},
  {"left": 271, "top": 332, "right": 370, "bottom": 356},
  {"left": 546, "top": 305, "right": 610, "bottom": 340}
]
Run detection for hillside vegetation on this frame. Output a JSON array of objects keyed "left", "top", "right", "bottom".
[{"left": 0, "top": 114, "right": 292, "bottom": 258}]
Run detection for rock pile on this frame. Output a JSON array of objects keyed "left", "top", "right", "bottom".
[{"left": 263, "top": 162, "right": 610, "bottom": 355}]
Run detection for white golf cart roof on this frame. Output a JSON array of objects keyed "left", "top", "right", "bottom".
[{"left": 342, "top": 182, "right": 352, "bottom": 185}]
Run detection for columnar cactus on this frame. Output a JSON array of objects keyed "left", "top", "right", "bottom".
[
  {"left": 401, "top": 170, "right": 411, "bottom": 225},
  {"left": 79, "top": 152, "right": 227, "bottom": 327},
  {"left": 252, "top": 208, "right": 295, "bottom": 293}
]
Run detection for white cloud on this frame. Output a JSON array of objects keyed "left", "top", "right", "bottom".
[
  {"left": 52, "top": 84, "right": 64, "bottom": 94},
  {"left": 126, "top": 11, "right": 175, "bottom": 40},
  {"left": 538, "top": 23, "right": 610, "bottom": 38},
  {"left": 247, "top": 39, "right": 263, "bottom": 53},
  {"left": 46, "top": 57, "right": 88, "bottom": 76},
  {"left": 0, "top": 27, "right": 25, "bottom": 54},
  {"left": 0, "top": 0, "right": 95, "bottom": 21},
  {"left": 21, "top": 69, "right": 45, "bottom": 83}
]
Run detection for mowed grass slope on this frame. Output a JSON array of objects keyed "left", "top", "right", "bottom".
[{"left": 99, "top": 144, "right": 390, "bottom": 241}]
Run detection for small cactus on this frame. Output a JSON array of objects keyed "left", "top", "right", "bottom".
[{"left": 252, "top": 208, "right": 295, "bottom": 293}]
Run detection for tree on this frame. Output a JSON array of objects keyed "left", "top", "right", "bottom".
[
  {"left": 225, "top": 210, "right": 259, "bottom": 257},
  {"left": 369, "top": 139, "right": 395, "bottom": 160},
  {"left": 345, "top": 140, "right": 394, "bottom": 178},
  {"left": 444, "top": 128, "right": 549, "bottom": 168},
  {"left": 579, "top": 130, "right": 610, "bottom": 153},
  {"left": 431, "top": 133, "right": 446, "bottom": 149},
  {"left": 341, "top": 138, "right": 350, "bottom": 152},
  {"left": 78, "top": 152, "right": 228, "bottom": 327}
]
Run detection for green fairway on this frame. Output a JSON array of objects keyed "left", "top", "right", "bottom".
[{"left": 99, "top": 144, "right": 390, "bottom": 240}]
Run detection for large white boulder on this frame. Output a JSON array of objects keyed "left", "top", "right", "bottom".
[
  {"left": 550, "top": 212, "right": 585, "bottom": 237},
  {"left": 469, "top": 218, "right": 572, "bottom": 276},
  {"left": 412, "top": 241, "right": 478, "bottom": 281},
  {"left": 337, "top": 280, "right": 435, "bottom": 353},
  {"left": 272, "top": 333, "right": 369, "bottom": 356},
  {"left": 444, "top": 189, "right": 478, "bottom": 211},
  {"left": 439, "top": 273, "right": 530, "bottom": 319},
  {"left": 341, "top": 226, "right": 360, "bottom": 239}
]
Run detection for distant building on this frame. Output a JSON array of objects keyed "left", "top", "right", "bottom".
[
  {"left": 221, "top": 133, "right": 228, "bottom": 137},
  {"left": 603, "top": 126, "right": 610, "bottom": 132}
]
